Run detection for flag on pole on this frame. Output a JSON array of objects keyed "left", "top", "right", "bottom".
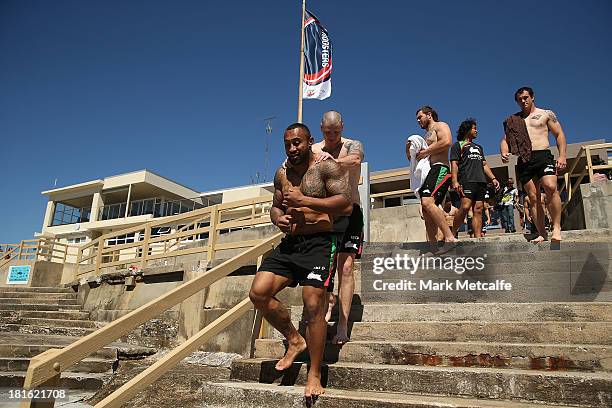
[{"left": 302, "top": 10, "right": 332, "bottom": 100}]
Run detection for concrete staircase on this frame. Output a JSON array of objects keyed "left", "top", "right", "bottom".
[
  {"left": 0, "top": 286, "right": 155, "bottom": 401},
  {"left": 201, "top": 233, "right": 612, "bottom": 407}
]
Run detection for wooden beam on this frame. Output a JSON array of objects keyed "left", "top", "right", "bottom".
[
  {"left": 21, "top": 232, "right": 282, "bottom": 390},
  {"left": 94, "top": 298, "right": 253, "bottom": 408}
]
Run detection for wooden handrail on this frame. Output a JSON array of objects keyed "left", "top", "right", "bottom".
[
  {"left": 77, "top": 196, "right": 274, "bottom": 277},
  {"left": 561, "top": 142, "right": 612, "bottom": 212},
  {"left": 21, "top": 232, "right": 283, "bottom": 398},
  {"left": 95, "top": 298, "right": 253, "bottom": 407}
]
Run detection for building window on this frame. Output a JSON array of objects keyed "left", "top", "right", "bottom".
[
  {"left": 67, "top": 237, "right": 86, "bottom": 244},
  {"left": 52, "top": 203, "right": 91, "bottom": 226},
  {"left": 106, "top": 233, "right": 136, "bottom": 246}
]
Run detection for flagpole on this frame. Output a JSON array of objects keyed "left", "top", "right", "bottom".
[{"left": 297, "top": 0, "right": 306, "bottom": 123}]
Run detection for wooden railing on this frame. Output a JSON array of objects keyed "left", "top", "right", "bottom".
[
  {"left": 561, "top": 142, "right": 612, "bottom": 211},
  {"left": 76, "top": 195, "right": 273, "bottom": 277},
  {"left": 0, "top": 238, "right": 78, "bottom": 269},
  {"left": 21, "top": 232, "right": 283, "bottom": 408}
]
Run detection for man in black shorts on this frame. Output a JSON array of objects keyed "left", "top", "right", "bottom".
[
  {"left": 312, "top": 111, "right": 364, "bottom": 345},
  {"left": 450, "top": 118, "right": 499, "bottom": 237},
  {"left": 415, "top": 106, "right": 458, "bottom": 250},
  {"left": 249, "top": 123, "right": 351, "bottom": 399},
  {"left": 501, "top": 87, "right": 567, "bottom": 242}
]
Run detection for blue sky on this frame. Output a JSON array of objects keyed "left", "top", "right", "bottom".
[{"left": 1, "top": 0, "right": 611, "bottom": 242}]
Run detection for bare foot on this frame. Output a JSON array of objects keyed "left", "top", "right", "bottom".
[
  {"left": 275, "top": 336, "right": 307, "bottom": 371},
  {"left": 436, "top": 240, "right": 458, "bottom": 255},
  {"left": 304, "top": 372, "right": 325, "bottom": 399},
  {"left": 530, "top": 235, "right": 547, "bottom": 244},
  {"left": 324, "top": 293, "right": 336, "bottom": 323},
  {"left": 331, "top": 332, "right": 349, "bottom": 346},
  {"left": 551, "top": 229, "right": 562, "bottom": 242}
]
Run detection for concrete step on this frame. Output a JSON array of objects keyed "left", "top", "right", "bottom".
[
  {"left": 0, "top": 357, "right": 114, "bottom": 373},
  {"left": 0, "top": 310, "right": 90, "bottom": 320},
  {"left": 231, "top": 359, "right": 612, "bottom": 407},
  {"left": 339, "top": 321, "right": 612, "bottom": 345},
  {"left": 0, "top": 303, "right": 82, "bottom": 311},
  {"left": 255, "top": 339, "right": 612, "bottom": 372},
  {"left": 0, "top": 371, "right": 107, "bottom": 390},
  {"left": 201, "top": 381, "right": 583, "bottom": 408},
  {"left": 0, "top": 297, "right": 79, "bottom": 305},
  {"left": 292, "top": 302, "right": 612, "bottom": 323},
  {"left": 0, "top": 323, "right": 95, "bottom": 337},
  {"left": 0, "top": 286, "right": 74, "bottom": 293},
  {"left": 0, "top": 333, "right": 156, "bottom": 360},
  {"left": 0, "top": 291, "right": 77, "bottom": 299},
  {"left": 0, "top": 317, "right": 97, "bottom": 328}
]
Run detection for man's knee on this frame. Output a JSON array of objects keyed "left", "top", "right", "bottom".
[
  {"left": 541, "top": 181, "right": 557, "bottom": 196},
  {"left": 338, "top": 256, "right": 354, "bottom": 278},
  {"left": 249, "top": 288, "right": 269, "bottom": 309},
  {"left": 473, "top": 202, "right": 483, "bottom": 212},
  {"left": 421, "top": 198, "right": 436, "bottom": 211},
  {"left": 302, "top": 292, "right": 326, "bottom": 321}
]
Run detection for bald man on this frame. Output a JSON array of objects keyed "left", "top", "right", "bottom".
[{"left": 313, "top": 110, "right": 364, "bottom": 346}]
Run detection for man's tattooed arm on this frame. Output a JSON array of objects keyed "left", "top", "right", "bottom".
[
  {"left": 270, "top": 168, "right": 286, "bottom": 226},
  {"left": 292, "top": 161, "right": 351, "bottom": 215},
  {"left": 546, "top": 110, "right": 558, "bottom": 123},
  {"left": 336, "top": 139, "right": 364, "bottom": 167}
]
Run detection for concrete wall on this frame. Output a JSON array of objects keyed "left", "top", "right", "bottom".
[
  {"left": 563, "top": 180, "right": 612, "bottom": 231},
  {"left": 580, "top": 180, "right": 612, "bottom": 230},
  {"left": 0, "top": 260, "right": 64, "bottom": 288},
  {"left": 369, "top": 203, "right": 426, "bottom": 242}
]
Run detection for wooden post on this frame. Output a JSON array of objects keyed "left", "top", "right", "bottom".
[
  {"left": 250, "top": 252, "right": 269, "bottom": 357},
  {"left": 35, "top": 239, "right": 42, "bottom": 262},
  {"left": 207, "top": 205, "right": 220, "bottom": 263},
  {"left": 18, "top": 240, "right": 24, "bottom": 261},
  {"left": 140, "top": 227, "right": 151, "bottom": 269},
  {"left": 297, "top": 0, "right": 306, "bottom": 123},
  {"left": 95, "top": 241, "right": 103, "bottom": 275},
  {"left": 585, "top": 146, "right": 594, "bottom": 183},
  {"left": 20, "top": 348, "right": 61, "bottom": 408}
]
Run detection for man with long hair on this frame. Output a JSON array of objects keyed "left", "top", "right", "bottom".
[{"left": 450, "top": 118, "right": 499, "bottom": 237}]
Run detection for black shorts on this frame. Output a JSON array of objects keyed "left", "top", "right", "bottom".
[
  {"left": 419, "top": 164, "right": 451, "bottom": 205},
  {"left": 336, "top": 204, "right": 364, "bottom": 258},
  {"left": 517, "top": 150, "right": 557, "bottom": 186},
  {"left": 257, "top": 232, "right": 337, "bottom": 289},
  {"left": 461, "top": 182, "right": 487, "bottom": 201}
]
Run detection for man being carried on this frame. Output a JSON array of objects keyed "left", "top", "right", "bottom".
[
  {"left": 501, "top": 86, "right": 567, "bottom": 242},
  {"left": 415, "top": 106, "right": 458, "bottom": 251},
  {"left": 249, "top": 123, "right": 351, "bottom": 399},
  {"left": 311, "top": 110, "right": 364, "bottom": 346}
]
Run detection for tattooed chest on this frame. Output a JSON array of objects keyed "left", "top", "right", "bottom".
[{"left": 286, "top": 168, "right": 327, "bottom": 198}]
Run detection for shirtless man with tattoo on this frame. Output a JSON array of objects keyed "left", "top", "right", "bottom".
[
  {"left": 311, "top": 110, "right": 364, "bottom": 346},
  {"left": 415, "top": 106, "right": 458, "bottom": 251},
  {"left": 501, "top": 87, "right": 567, "bottom": 242},
  {"left": 249, "top": 123, "right": 351, "bottom": 399}
]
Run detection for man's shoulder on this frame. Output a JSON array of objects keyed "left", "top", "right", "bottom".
[
  {"left": 312, "top": 141, "right": 324, "bottom": 152},
  {"left": 314, "top": 158, "right": 342, "bottom": 175}
]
